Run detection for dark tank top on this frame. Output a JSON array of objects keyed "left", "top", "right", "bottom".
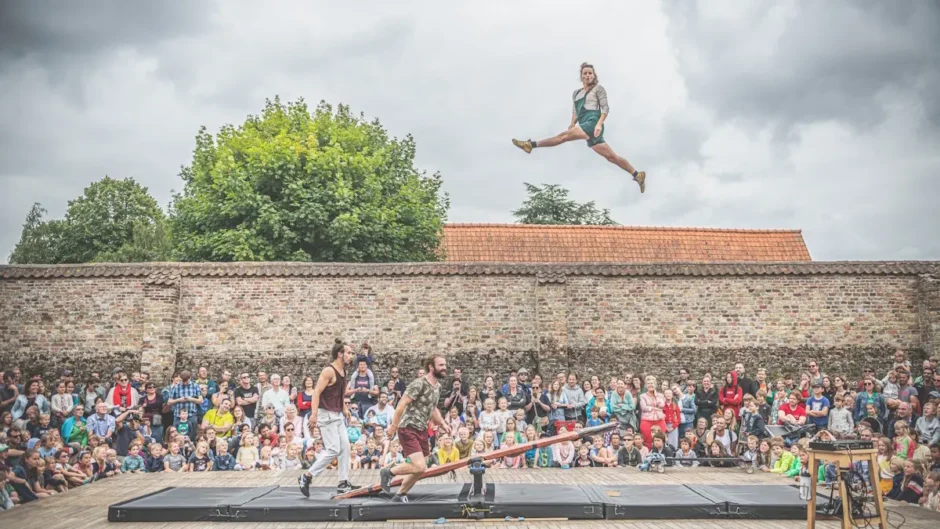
[{"left": 320, "top": 365, "right": 346, "bottom": 413}]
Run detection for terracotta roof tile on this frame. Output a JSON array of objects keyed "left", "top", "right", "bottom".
[{"left": 440, "top": 223, "right": 812, "bottom": 263}]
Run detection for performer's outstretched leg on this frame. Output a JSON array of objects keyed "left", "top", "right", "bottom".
[
  {"left": 592, "top": 143, "right": 646, "bottom": 193},
  {"left": 512, "top": 125, "right": 588, "bottom": 153}
]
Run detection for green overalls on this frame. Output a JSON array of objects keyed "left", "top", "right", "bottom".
[{"left": 575, "top": 89, "right": 605, "bottom": 147}]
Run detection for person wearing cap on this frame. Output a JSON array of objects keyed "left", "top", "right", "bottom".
[{"left": 805, "top": 382, "right": 830, "bottom": 430}]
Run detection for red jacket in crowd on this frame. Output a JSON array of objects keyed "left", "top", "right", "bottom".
[{"left": 719, "top": 371, "right": 743, "bottom": 415}]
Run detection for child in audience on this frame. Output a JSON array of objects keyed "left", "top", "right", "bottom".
[
  {"left": 435, "top": 433, "right": 460, "bottom": 466},
  {"left": 163, "top": 442, "right": 186, "bottom": 472},
  {"left": 663, "top": 389, "right": 681, "bottom": 449},
  {"left": 756, "top": 439, "right": 773, "bottom": 472},
  {"left": 501, "top": 436, "right": 523, "bottom": 468},
  {"left": 479, "top": 399, "right": 500, "bottom": 440},
  {"left": 770, "top": 439, "right": 795, "bottom": 474},
  {"left": 888, "top": 459, "right": 925, "bottom": 504},
  {"left": 574, "top": 445, "right": 595, "bottom": 467},
  {"left": 256, "top": 446, "right": 275, "bottom": 470},
  {"left": 383, "top": 440, "right": 405, "bottom": 468},
  {"left": 187, "top": 440, "right": 213, "bottom": 472},
  {"left": 895, "top": 423, "right": 914, "bottom": 460},
  {"left": 586, "top": 407, "right": 602, "bottom": 428},
  {"left": 552, "top": 427, "right": 575, "bottom": 469},
  {"left": 675, "top": 437, "right": 698, "bottom": 467},
  {"left": 121, "top": 443, "right": 145, "bottom": 473},
  {"left": 174, "top": 409, "right": 197, "bottom": 443},
  {"left": 455, "top": 426, "right": 474, "bottom": 460},
  {"left": 741, "top": 435, "right": 759, "bottom": 471},
  {"left": 214, "top": 441, "right": 236, "bottom": 471},
  {"left": 145, "top": 443, "right": 165, "bottom": 473},
  {"left": 797, "top": 448, "right": 812, "bottom": 500},
  {"left": 648, "top": 432, "right": 675, "bottom": 466},
  {"left": 827, "top": 394, "right": 854, "bottom": 438},
  {"left": 235, "top": 433, "right": 258, "bottom": 471},
  {"left": 513, "top": 408, "right": 527, "bottom": 433},
  {"left": 920, "top": 471, "right": 939, "bottom": 511},
  {"left": 280, "top": 443, "right": 302, "bottom": 470},
  {"left": 361, "top": 437, "right": 381, "bottom": 469},
  {"left": 877, "top": 437, "right": 897, "bottom": 495}
]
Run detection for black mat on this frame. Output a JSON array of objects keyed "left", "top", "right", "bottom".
[
  {"left": 686, "top": 484, "right": 825, "bottom": 519},
  {"left": 582, "top": 485, "right": 721, "bottom": 519},
  {"left": 108, "top": 486, "right": 279, "bottom": 522},
  {"left": 109, "top": 483, "right": 829, "bottom": 522},
  {"left": 231, "top": 486, "right": 351, "bottom": 522}
]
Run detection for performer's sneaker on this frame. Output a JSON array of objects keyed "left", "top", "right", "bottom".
[
  {"left": 392, "top": 494, "right": 410, "bottom": 503},
  {"left": 336, "top": 480, "right": 358, "bottom": 494},
  {"left": 379, "top": 467, "right": 394, "bottom": 494},
  {"left": 512, "top": 138, "right": 533, "bottom": 153},
  {"left": 633, "top": 171, "right": 646, "bottom": 193},
  {"left": 298, "top": 472, "right": 312, "bottom": 498}
]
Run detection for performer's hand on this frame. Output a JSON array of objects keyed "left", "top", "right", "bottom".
[
  {"left": 440, "top": 423, "right": 451, "bottom": 436},
  {"left": 593, "top": 124, "right": 602, "bottom": 137},
  {"left": 387, "top": 423, "right": 398, "bottom": 438}
]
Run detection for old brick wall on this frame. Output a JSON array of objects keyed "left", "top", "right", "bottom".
[{"left": 1, "top": 262, "right": 937, "bottom": 385}]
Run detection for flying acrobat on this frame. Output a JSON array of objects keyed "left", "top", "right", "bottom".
[{"left": 512, "top": 62, "right": 646, "bottom": 193}]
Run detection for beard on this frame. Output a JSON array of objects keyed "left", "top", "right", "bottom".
[{"left": 433, "top": 367, "right": 447, "bottom": 378}]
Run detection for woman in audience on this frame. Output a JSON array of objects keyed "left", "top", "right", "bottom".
[
  {"left": 296, "top": 376, "right": 316, "bottom": 417},
  {"left": 11, "top": 381, "right": 49, "bottom": 421},
  {"left": 639, "top": 375, "right": 666, "bottom": 448}
]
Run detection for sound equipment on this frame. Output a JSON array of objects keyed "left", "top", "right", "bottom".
[{"left": 808, "top": 439, "right": 873, "bottom": 451}]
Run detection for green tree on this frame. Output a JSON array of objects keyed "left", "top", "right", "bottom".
[
  {"left": 512, "top": 183, "right": 617, "bottom": 225},
  {"left": 8, "top": 203, "right": 65, "bottom": 264},
  {"left": 8, "top": 177, "right": 169, "bottom": 264},
  {"left": 170, "top": 96, "right": 450, "bottom": 262}
]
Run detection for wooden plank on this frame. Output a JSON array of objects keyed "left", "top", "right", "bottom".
[{"left": 334, "top": 422, "right": 617, "bottom": 499}]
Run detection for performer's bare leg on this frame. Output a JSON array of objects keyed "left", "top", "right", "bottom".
[
  {"left": 392, "top": 452, "right": 427, "bottom": 496},
  {"left": 592, "top": 143, "right": 646, "bottom": 193}
]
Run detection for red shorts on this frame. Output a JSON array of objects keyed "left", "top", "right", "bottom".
[{"left": 397, "top": 426, "right": 430, "bottom": 458}]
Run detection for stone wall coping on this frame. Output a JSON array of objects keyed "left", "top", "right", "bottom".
[{"left": 1, "top": 261, "right": 938, "bottom": 281}]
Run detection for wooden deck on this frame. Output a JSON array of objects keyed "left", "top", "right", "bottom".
[{"left": 2, "top": 467, "right": 937, "bottom": 528}]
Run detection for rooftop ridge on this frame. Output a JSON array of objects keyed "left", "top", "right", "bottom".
[
  {"left": 2, "top": 261, "right": 938, "bottom": 281},
  {"left": 444, "top": 223, "right": 803, "bottom": 234}
]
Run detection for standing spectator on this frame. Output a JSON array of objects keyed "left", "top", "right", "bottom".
[
  {"left": 719, "top": 371, "right": 743, "bottom": 416},
  {"left": 694, "top": 374, "right": 719, "bottom": 426},
  {"left": 639, "top": 375, "right": 666, "bottom": 448},
  {"left": 610, "top": 379, "right": 637, "bottom": 433},
  {"left": 679, "top": 382, "right": 697, "bottom": 437},
  {"left": 855, "top": 377, "right": 887, "bottom": 422},
  {"left": 347, "top": 360, "right": 378, "bottom": 419},
  {"left": 734, "top": 364, "right": 759, "bottom": 398},
  {"left": 167, "top": 370, "right": 203, "bottom": 422},
  {"left": 11, "top": 380, "right": 49, "bottom": 421},
  {"left": 193, "top": 367, "right": 218, "bottom": 399},
  {"left": 502, "top": 376, "right": 529, "bottom": 414},
  {"left": 806, "top": 360, "right": 824, "bottom": 387},
  {"left": 233, "top": 373, "right": 260, "bottom": 419},
  {"left": 138, "top": 382, "right": 164, "bottom": 442},
  {"left": 0, "top": 372, "right": 18, "bottom": 414},
  {"left": 387, "top": 367, "right": 406, "bottom": 399},
  {"left": 296, "top": 376, "right": 316, "bottom": 417},
  {"left": 805, "top": 382, "right": 831, "bottom": 430}
]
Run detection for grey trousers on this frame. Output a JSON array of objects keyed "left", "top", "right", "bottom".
[{"left": 306, "top": 408, "right": 349, "bottom": 482}]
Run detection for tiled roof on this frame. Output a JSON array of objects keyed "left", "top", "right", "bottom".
[
  {"left": 440, "top": 223, "right": 812, "bottom": 263},
  {"left": 1, "top": 261, "right": 938, "bottom": 281}
]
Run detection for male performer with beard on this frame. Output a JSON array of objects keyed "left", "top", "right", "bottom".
[
  {"left": 378, "top": 355, "right": 452, "bottom": 502},
  {"left": 299, "top": 339, "right": 358, "bottom": 496}
]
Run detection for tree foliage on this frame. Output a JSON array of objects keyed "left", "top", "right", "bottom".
[
  {"left": 169, "top": 96, "right": 450, "bottom": 262},
  {"left": 511, "top": 183, "right": 617, "bottom": 225},
  {"left": 8, "top": 177, "right": 169, "bottom": 264}
]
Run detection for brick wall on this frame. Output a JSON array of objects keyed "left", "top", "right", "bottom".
[{"left": 1, "top": 262, "right": 937, "bottom": 386}]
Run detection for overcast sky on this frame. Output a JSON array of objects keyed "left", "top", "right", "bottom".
[{"left": 1, "top": 0, "right": 938, "bottom": 264}]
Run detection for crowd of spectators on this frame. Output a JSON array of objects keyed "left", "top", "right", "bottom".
[{"left": 1, "top": 345, "right": 939, "bottom": 513}]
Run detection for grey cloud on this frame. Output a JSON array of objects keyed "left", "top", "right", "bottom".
[{"left": 663, "top": 0, "right": 940, "bottom": 131}]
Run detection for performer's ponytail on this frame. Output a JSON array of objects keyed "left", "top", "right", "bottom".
[{"left": 331, "top": 338, "right": 346, "bottom": 359}]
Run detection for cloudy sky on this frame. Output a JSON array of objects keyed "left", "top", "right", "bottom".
[{"left": 1, "top": 0, "right": 938, "bottom": 263}]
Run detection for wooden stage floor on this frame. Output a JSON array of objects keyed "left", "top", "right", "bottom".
[{"left": 2, "top": 466, "right": 937, "bottom": 528}]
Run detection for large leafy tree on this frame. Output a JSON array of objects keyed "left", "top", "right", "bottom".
[
  {"left": 512, "top": 182, "right": 617, "bottom": 225},
  {"left": 8, "top": 177, "right": 170, "bottom": 264},
  {"left": 169, "top": 96, "right": 450, "bottom": 262}
]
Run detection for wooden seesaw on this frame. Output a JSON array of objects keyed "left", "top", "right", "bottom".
[{"left": 332, "top": 422, "right": 619, "bottom": 500}]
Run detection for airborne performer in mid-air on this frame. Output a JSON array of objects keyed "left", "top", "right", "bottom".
[{"left": 512, "top": 62, "right": 646, "bottom": 193}]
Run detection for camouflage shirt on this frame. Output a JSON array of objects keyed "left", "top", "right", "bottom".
[{"left": 399, "top": 377, "right": 441, "bottom": 431}]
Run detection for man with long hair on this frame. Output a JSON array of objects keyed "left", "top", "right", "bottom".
[
  {"left": 299, "top": 339, "right": 358, "bottom": 497},
  {"left": 378, "top": 355, "right": 452, "bottom": 503}
]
